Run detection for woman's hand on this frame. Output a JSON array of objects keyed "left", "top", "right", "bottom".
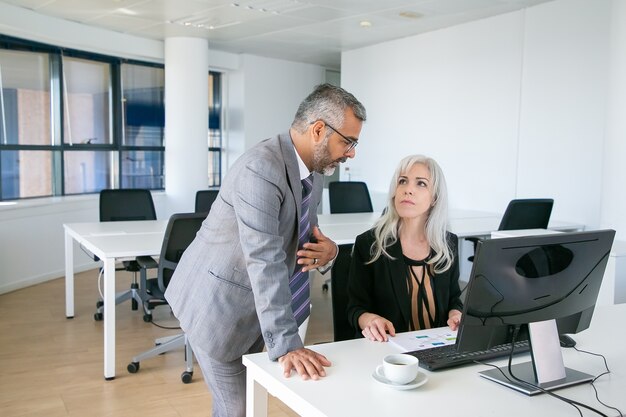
[
  {"left": 359, "top": 313, "right": 396, "bottom": 342},
  {"left": 447, "top": 309, "right": 462, "bottom": 331}
]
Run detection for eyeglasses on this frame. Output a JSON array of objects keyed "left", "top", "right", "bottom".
[{"left": 323, "top": 121, "right": 358, "bottom": 153}]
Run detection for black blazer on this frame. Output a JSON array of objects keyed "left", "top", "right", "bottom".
[{"left": 346, "top": 229, "right": 463, "bottom": 335}]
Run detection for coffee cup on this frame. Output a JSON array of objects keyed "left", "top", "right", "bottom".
[{"left": 381, "top": 353, "right": 419, "bottom": 384}]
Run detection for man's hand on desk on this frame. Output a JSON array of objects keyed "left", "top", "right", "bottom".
[{"left": 278, "top": 348, "right": 331, "bottom": 380}]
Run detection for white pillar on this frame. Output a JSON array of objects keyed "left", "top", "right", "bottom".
[{"left": 164, "top": 37, "right": 209, "bottom": 215}]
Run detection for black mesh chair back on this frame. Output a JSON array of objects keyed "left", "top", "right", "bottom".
[
  {"left": 498, "top": 198, "right": 554, "bottom": 231},
  {"left": 195, "top": 190, "right": 219, "bottom": 214},
  {"left": 467, "top": 198, "right": 555, "bottom": 263},
  {"left": 157, "top": 212, "right": 205, "bottom": 293},
  {"left": 328, "top": 181, "right": 373, "bottom": 214},
  {"left": 128, "top": 212, "right": 205, "bottom": 383},
  {"left": 100, "top": 189, "right": 156, "bottom": 222},
  {"left": 92, "top": 189, "right": 157, "bottom": 319},
  {"left": 330, "top": 244, "right": 357, "bottom": 342}
]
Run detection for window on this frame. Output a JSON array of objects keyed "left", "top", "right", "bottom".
[
  {"left": 208, "top": 71, "right": 222, "bottom": 187},
  {"left": 0, "top": 36, "right": 174, "bottom": 200},
  {"left": 0, "top": 49, "right": 53, "bottom": 199},
  {"left": 120, "top": 63, "right": 165, "bottom": 189},
  {"left": 0, "top": 36, "right": 223, "bottom": 201}
]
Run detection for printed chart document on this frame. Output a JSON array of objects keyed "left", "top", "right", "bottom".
[{"left": 389, "top": 327, "right": 457, "bottom": 352}]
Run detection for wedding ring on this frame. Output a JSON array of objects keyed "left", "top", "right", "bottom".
[{"left": 313, "top": 258, "right": 318, "bottom": 265}]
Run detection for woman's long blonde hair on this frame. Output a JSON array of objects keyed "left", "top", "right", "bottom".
[{"left": 367, "top": 154, "right": 453, "bottom": 273}]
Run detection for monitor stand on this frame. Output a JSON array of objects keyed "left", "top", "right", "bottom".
[{"left": 478, "top": 319, "right": 594, "bottom": 396}]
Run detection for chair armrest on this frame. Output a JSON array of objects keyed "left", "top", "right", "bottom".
[{"left": 136, "top": 256, "right": 158, "bottom": 269}]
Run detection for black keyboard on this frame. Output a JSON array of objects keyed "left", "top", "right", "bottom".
[{"left": 407, "top": 340, "right": 531, "bottom": 371}]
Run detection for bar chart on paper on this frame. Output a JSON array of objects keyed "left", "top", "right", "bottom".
[{"left": 389, "top": 328, "right": 457, "bottom": 352}]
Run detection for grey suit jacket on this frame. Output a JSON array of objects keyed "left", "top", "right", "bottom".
[{"left": 165, "top": 133, "right": 323, "bottom": 362}]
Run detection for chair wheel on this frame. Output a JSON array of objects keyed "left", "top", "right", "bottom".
[
  {"left": 96, "top": 300, "right": 104, "bottom": 308},
  {"left": 143, "top": 314, "right": 152, "bottom": 322},
  {"left": 127, "top": 362, "right": 140, "bottom": 373},
  {"left": 94, "top": 312, "right": 103, "bottom": 321},
  {"left": 181, "top": 371, "right": 193, "bottom": 384},
  {"left": 132, "top": 299, "right": 138, "bottom": 310},
  {"left": 322, "top": 283, "right": 329, "bottom": 292}
]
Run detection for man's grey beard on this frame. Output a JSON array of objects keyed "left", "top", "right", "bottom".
[{"left": 312, "top": 135, "right": 345, "bottom": 176}]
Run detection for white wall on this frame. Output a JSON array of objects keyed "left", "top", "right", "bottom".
[
  {"left": 601, "top": 0, "right": 626, "bottom": 237},
  {"left": 0, "top": 6, "right": 327, "bottom": 293},
  {"left": 342, "top": 11, "right": 525, "bottom": 214},
  {"left": 341, "top": 0, "right": 617, "bottom": 235},
  {"left": 226, "top": 54, "right": 325, "bottom": 165},
  {"left": 0, "top": 193, "right": 170, "bottom": 294},
  {"left": 516, "top": 0, "right": 611, "bottom": 230}
]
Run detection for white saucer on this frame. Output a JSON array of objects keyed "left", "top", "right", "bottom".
[{"left": 372, "top": 365, "right": 428, "bottom": 390}]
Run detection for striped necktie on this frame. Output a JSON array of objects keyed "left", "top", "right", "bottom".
[{"left": 290, "top": 174, "right": 313, "bottom": 327}]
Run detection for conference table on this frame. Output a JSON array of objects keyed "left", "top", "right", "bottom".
[
  {"left": 64, "top": 220, "right": 168, "bottom": 380},
  {"left": 318, "top": 210, "right": 583, "bottom": 244},
  {"left": 243, "top": 303, "right": 626, "bottom": 417},
  {"left": 63, "top": 210, "right": 583, "bottom": 380}
]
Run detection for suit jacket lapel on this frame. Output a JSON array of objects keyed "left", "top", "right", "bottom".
[
  {"left": 279, "top": 133, "right": 302, "bottom": 221},
  {"left": 386, "top": 240, "right": 412, "bottom": 327}
]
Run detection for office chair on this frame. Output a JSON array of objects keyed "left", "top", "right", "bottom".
[
  {"left": 467, "top": 198, "right": 554, "bottom": 262},
  {"left": 324, "top": 181, "right": 373, "bottom": 291},
  {"left": 328, "top": 181, "right": 373, "bottom": 214},
  {"left": 127, "top": 212, "right": 205, "bottom": 383},
  {"left": 195, "top": 189, "right": 219, "bottom": 214},
  {"left": 93, "top": 189, "right": 157, "bottom": 321},
  {"left": 330, "top": 244, "right": 358, "bottom": 341}
]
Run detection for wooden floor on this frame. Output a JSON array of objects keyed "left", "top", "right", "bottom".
[{"left": 0, "top": 268, "right": 334, "bottom": 416}]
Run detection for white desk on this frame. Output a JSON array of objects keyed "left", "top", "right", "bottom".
[
  {"left": 244, "top": 304, "right": 626, "bottom": 417},
  {"left": 64, "top": 220, "right": 167, "bottom": 379},
  {"left": 63, "top": 213, "right": 584, "bottom": 380},
  {"left": 318, "top": 211, "right": 583, "bottom": 244},
  {"left": 450, "top": 217, "right": 583, "bottom": 238},
  {"left": 317, "top": 212, "right": 380, "bottom": 244}
]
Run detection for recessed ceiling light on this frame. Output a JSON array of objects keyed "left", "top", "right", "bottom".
[
  {"left": 359, "top": 20, "right": 372, "bottom": 28},
  {"left": 116, "top": 8, "right": 137, "bottom": 16},
  {"left": 399, "top": 11, "right": 422, "bottom": 20}
]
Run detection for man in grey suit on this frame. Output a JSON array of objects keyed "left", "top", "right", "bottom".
[{"left": 165, "top": 83, "right": 366, "bottom": 417}]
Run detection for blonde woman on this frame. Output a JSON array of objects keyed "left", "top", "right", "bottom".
[{"left": 347, "top": 155, "right": 463, "bottom": 342}]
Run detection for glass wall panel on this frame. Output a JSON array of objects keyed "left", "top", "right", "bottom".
[
  {"left": 62, "top": 57, "right": 111, "bottom": 145},
  {"left": 208, "top": 149, "right": 221, "bottom": 187},
  {"left": 121, "top": 63, "right": 164, "bottom": 147},
  {"left": 1, "top": 150, "right": 52, "bottom": 199},
  {"left": 1, "top": 37, "right": 225, "bottom": 200},
  {"left": 121, "top": 150, "right": 164, "bottom": 189},
  {"left": 0, "top": 50, "right": 51, "bottom": 146},
  {"left": 64, "top": 150, "right": 112, "bottom": 194},
  {"left": 208, "top": 71, "right": 222, "bottom": 187}
]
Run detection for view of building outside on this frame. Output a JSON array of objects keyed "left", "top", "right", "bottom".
[{"left": 0, "top": 37, "right": 223, "bottom": 201}]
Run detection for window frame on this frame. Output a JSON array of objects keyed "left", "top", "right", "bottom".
[{"left": 0, "top": 35, "right": 168, "bottom": 200}]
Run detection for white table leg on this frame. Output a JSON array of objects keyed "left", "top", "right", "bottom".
[
  {"left": 103, "top": 257, "right": 116, "bottom": 380},
  {"left": 64, "top": 229, "right": 74, "bottom": 318},
  {"left": 246, "top": 371, "right": 268, "bottom": 417}
]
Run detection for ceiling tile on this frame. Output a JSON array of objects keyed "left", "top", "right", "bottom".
[{"left": 0, "top": 0, "right": 555, "bottom": 68}]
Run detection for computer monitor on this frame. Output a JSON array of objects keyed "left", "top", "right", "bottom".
[{"left": 456, "top": 229, "right": 615, "bottom": 395}]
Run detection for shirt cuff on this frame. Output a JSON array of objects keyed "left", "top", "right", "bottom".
[{"left": 317, "top": 241, "right": 339, "bottom": 274}]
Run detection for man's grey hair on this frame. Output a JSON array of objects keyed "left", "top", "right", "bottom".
[{"left": 291, "top": 83, "right": 367, "bottom": 136}]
